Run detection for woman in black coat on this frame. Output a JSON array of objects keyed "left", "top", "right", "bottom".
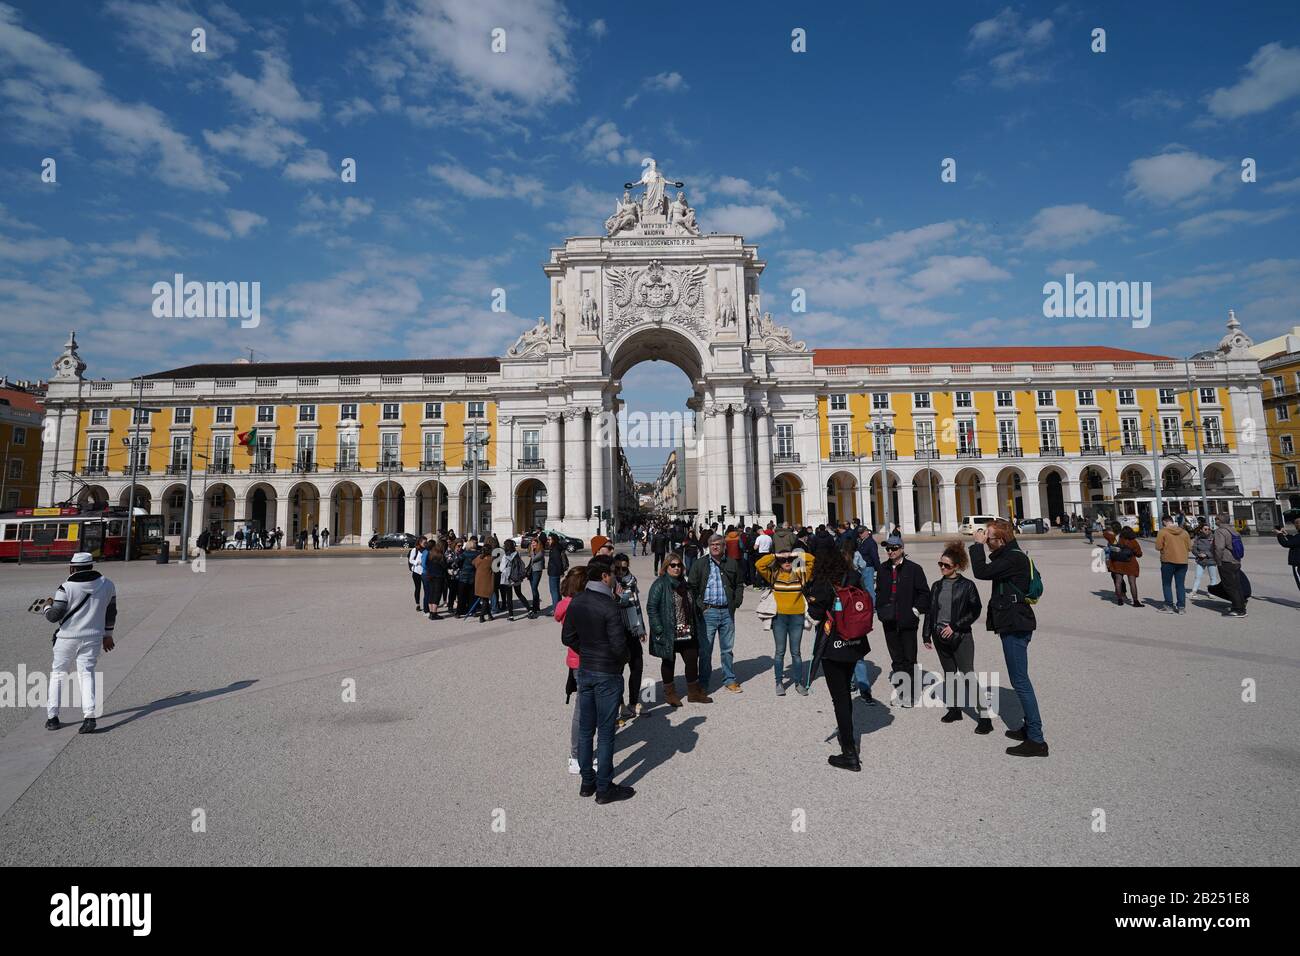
[
  {"left": 546, "top": 534, "right": 569, "bottom": 616},
  {"left": 921, "top": 541, "right": 991, "bottom": 734},
  {"left": 969, "top": 520, "right": 1047, "bottom": 758},
  {"left": 804, "top": 546, "right": 868, "bottom": 772},
  {"left": 423, "top": 542, "right": 449, "bottom": 620}
]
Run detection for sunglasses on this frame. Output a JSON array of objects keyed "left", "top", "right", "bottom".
[
  {"left": 666, "top": 562, "right": 682, "bottom": 568},
  {"left": 937, "top": 561, "right": 954, "bottom": 569},
  {"left": 885, "top": 546, "right": 902, "bottom": 552}
]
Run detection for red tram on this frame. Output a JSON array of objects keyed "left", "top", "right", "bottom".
[{"left": 0, "top": 506, "right": 164, "bottom": 561}]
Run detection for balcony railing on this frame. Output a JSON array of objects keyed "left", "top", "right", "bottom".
[
  {"left": 208, "top": 462, "right": 233, "bottom": 474},
  {"left": 167, "top": 462, "right": 190, "bottom": 475},
  {"left": 462, "top": 460, "right": 489, "bottom": 470},
  {"left": 82, "top": 465, "right": 108, "bottom": 477},
  {"left": 1038, "top": 447, "right": 1065, "bottom": 457},
  {"left": 1121, "top": 444, "right": 1147, "bottom": 455},
  {"left": 420, "top": 459, "right": 446, "bottom": 471},
  {"left": 773, "top": 452, "right": 800, "bottom": 464},
  {"left": 956, "top": 449, "right": 982, "bottom": 459},
  {"left": 334, "top": 461, "right": 361, "bottom": 473},
  {"left": 292, "top": 460, "right": 318, "bottom": 473},
  {"left": 998, "top": 446, "right": 1023, "bottom": 458},
  {"left": 122, "top": 465, "right": 150, "bottom": 476},
  {"left": 828, "top": 451, "right": 856, "bottom": 462},
  {"left": 516, "top": 458, "right": 545, "bottom": 470},
  {"left": 871, "top": 449, "right": 899, "bottom": 461},
  {"left": 1203, "top": 442, "right": 1229, "bottom": 454},
  {"left": 914, "top": 449, "right": 941, "bottom": 460},
  {"left": 1078, "top": 446, "right": 1106, "bottom": 456},
  {"left": 250, "top": 463, "right": 276, "bottom": 474},
  {"left": 377, "top": 460, "right": 403, "bottom": 472},
  {"left": 1162, "top": 443, "right": 1188, "bottom": 455}
]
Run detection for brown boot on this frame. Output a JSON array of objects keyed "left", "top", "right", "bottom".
[
  {"left": 686, "top": 681, "right": 713, "bottom": 704},
  {"left": 664, "top": 681, "right": 683, "bottom": 708}
]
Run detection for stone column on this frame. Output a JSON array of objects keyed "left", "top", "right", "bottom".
[
  {"left": 1022, "top": 480, "right": 1042, "bottom": 520},
  {"left": 563, "top": 411, "right": 585, "bottom": 522},
  {"left": 707, "top": 405, "right": 728, "bottom": 520},
  {"left": 360, "top": 494, "right": 374, "bottom": 542},
  {"left": 730, "top": 406, "right": 752, "bottom": 518},
  {"left": 982, "top": 478, "right": 1000, "bottom": 518},
  {"left": 897, "top": 474, "right": 916, "bottom": 536},
  {"left": 755, "top": 408, "right": 774, "bottom": 519},
  {"left": 544, "top": 413, "right": 562, "bottom": 528},
  {"left": 942, "top": 477, "right": 959, "bottom": 535},
  {"left": 275, "top": 491, "right": 291, "bottom": 538},
  {"left": 590, "top": 408, "right": 606, "bottom": 528}
]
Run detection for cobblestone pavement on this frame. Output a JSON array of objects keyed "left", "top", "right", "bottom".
[{"left": 1, "top": 537, "right": 1297, "bottom": 866}]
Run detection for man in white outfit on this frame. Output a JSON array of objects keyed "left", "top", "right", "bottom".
[{"left": 42, "top": 552, "right": 117, "bottom": 734}]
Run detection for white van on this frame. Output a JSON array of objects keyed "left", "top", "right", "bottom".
[{"left": 959, "top": 515, "right": 997, "bottom": 535}]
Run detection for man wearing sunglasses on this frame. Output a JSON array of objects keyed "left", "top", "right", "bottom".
[
  {"left": 874, "top": 535, "right": 930, "bottom": 707},
  {"left": 687, "top": 533, "right": 744, "bottom": 693}
]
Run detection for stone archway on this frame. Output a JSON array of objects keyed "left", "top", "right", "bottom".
[
  {"left": 773, "top": 473, "right": 803, "bottom": 526},
  {"left": 161, "top": 483, "right": 188, "bottom": 538},
  {"left": 119, "top": 485, "right": 151, "bottom": 512},
  {"left": 996, "top": 467, "right": 1027, "bottom": 520},
  {"left": 329, "top": 480, "right": 362, "bottom": 544},
  {"left": 373, "top": 479, "right": 405, "bottom": 536},
  {"left": 245, "top": 482, "right": 276, "bottom": 534},
  {"left": 515, "top": 477, "right": 548, "bottom": 531},
  {"left": 912, "top": 469, "right": 943, "bottom": 534},
  {"left": 287, "top": 481, "right": 321, "bottom": 540},
  {"left": 825, "top": 471, "right": 857, "bottom": 524},
  {"left": 954, "top": 468, "right": 985, "bottom": 520},
  {"left": 202, "top": 483, "right": 236, "bottom": 535},
  {"left": 75, "top": 485, "right": 109, "bottom": 511}
]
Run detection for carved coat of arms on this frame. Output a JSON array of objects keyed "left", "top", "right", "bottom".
[{"left": 605, "top": 260, "right": 707, "bottom": 340}]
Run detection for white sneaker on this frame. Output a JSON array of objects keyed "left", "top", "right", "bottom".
[{"left": 567, "top": 758, "right": 580, "bottom": 775}]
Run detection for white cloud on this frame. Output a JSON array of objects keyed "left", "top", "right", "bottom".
[
  {"left": 624, "top": 71, "right": 688, "bottom": 109},
  {"left": 428, "top": 161, "right": 544, "bottom": 205},
  {"left": 1264, "top": 176, "right": 1300, "bottom": 195},
  {"left": 106, "top": 0, "right": 241, "bottom": 68},
  {"left": 203, "top": 118, "right": 305, "bottom": 167},
  {"left": 1045, "top": 259, "right": 1098, "bottom": 275},
  {"left": 220, "top": 50, "right": 321, "bottom": 122},
  {"left": 1120, "top": 90, "right": 1184, "bottom": 118},
  {"left": 0, "top": 5, "right": 226, "bottom": 191},
  {"left": 1175, "top": 208, "right": 1290, "bottom": 239},
  {"left": 1023, "top": 204, "right": 1124, "bottom": 249},
  {"left": 964, "top": 7, "right": 1054, "bottom": 88},
  {"left": 392, "top": 0, "right": 576, "bottom": 109},
  {"left": 226, "top": 208, "right": 266, "bottom": 237},
  {"left": 335, "top": 96, "right": 376, "bottom": 124},
  {"left": 710, "top": 204, "right": 783, "bottom": 238},
  {"left": 283, "top": 148, "right": 335, "bottom": 182},
  {"left": 563, "top": 117, "right": 644, "bottom": 165},
  {"left": 294, "top": 194, "right": 375, "bottom": 235},
  {"left": 0, "top": 234, "right": 74, "bottom": 262},
  {"left": 1206, "top": 43, "right": 1300, "bottom": 119},
  {"left": 1125, "top": 149, "right": 1228, "bottom": 205},
  {"left": 589, "top": 19, "right": 607, "bottom": 39}
]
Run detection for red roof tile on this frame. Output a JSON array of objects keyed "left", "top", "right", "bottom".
[
  {"left": 0, "top": 388, "right": 44, "bottom": 414},
  {"left": 813, "top": 346, "right": 1175, "bottom": 365}
]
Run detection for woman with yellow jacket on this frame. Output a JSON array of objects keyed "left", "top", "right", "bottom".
[{"left": 756, "top": 549, "right": 815, "bottom": 696}]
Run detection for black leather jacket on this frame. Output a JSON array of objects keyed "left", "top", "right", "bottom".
[
  {"left": 560, "top": 584, "right": 629, "bottom": 675},
  {"left": 969, "top": 541, "right": 1038, "bottom": 634},
  {"left": 922, "top": 574, "right": 982, "bottom": 642}
]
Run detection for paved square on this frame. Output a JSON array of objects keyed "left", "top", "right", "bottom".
[{"left": 1, "top": 538, "right": 1297, "bottom": 866}]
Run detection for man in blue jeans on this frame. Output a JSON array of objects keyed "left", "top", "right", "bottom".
[
  {"left": 561, "top": 562, "right": 635, "bottom": 804},
  {"left": 687, "top": 534, "right": 743, "bottom": 693},
  {"left": 853, "top": 525, "right": 881, "bottom": 700}
]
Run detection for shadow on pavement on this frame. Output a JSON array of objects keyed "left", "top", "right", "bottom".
[
  {"left": 95, "top": 680, "right": 258, "bottom": 733},
  {"left": 614, "top": 713, "right": 705, "bottom": 788}
]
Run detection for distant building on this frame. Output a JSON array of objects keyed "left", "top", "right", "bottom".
[
  {"left": 0, "top": 379, "right": 45, "bottom": 510},
  {"left": 1252, "top": 323, "right": 1300, "bottom": 511}
]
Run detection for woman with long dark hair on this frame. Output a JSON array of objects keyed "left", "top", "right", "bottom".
[
  {"left": 647, "top": 551, "right": 709, "bottom": 706},
  {"left": 804, "top": 545, "right": 868, "bottom": 772},
  {"left": 921, "top": 541, "right": 991, "bottom": 733}
]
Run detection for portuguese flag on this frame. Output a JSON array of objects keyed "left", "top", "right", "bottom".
[{"left": 237, "top": 428, "right": 258, "bottom": 452}]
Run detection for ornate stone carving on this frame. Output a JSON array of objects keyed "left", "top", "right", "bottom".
[
  {"left": 604, "top": 190, "right": 641, "bottom": 237},
  {"left": 716, "top": 286, "right": 738, "bottom": 330},
  {"left": 52, "top": 330, "right": 86, "bottom": 382},
  {"left": 667, "top": 191, "right": 699, "bottom": 236},
  {"left": 754, "top": 312, "right": 807, "bottom": 352},
  {"left": 580, "top": 290, "right": 601, "bottom": 334},
  {"left": 625, "top": 159, "right": 682, "bottom": 219},
  {"left": 507, "top": 316, "right": 550, "bottom": 357},
  {"left": 605, "top": 259, "right": 707, "bottom": 340},
  {"left": 551, "top": 298, "right": 566, "bottom": 340},
  {"left": 1217, "top": 308, "right": 1254, "bottom": 359}
]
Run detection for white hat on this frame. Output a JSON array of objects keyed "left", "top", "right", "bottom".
[{"left": 70, "top": 552, "right": 94, "bottom": 566}]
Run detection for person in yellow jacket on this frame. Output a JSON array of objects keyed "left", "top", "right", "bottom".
[{"left": 756, "top": 550, "right": 815, "bottom": 696}]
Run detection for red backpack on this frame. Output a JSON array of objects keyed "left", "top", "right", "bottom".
[{"left": 832, "top": 580, "right": 874, "bottom": 639}]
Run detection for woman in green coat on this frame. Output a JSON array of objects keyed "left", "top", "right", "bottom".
[{"left": 647, "top": 551, "right": 709, "bottom": 707}]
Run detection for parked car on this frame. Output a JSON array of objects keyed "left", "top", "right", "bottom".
[
  {"left": 958, "top": 515, "right": 998, "bottom": 535},
  {"left": 1017, "top": 517, "right": 1048, "bottom": 535},
  {"left": 514, "top": 529, "right": 583, "bottom": 553},
  {"left": 368, "top": 532, "right": 419, "bottom": 549}
]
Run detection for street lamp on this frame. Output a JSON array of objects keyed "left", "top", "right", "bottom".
[{"left": 871, "top": 414, "right": 896, "bottom": 531}]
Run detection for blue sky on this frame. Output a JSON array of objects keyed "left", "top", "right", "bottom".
[{"left": 1, "top": 0, "right": 1298, "bottom": 478}]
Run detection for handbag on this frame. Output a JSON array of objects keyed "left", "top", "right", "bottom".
[{"left": 755, "top": 588, "right": 777, "bottom": 628}]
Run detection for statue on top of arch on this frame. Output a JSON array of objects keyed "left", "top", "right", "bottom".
[{"left": 606, "top": 158, "right": 699, "bottom": 237}]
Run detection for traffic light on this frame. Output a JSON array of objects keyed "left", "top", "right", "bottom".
[
  {"left": 720, "top": 505, "right": 728, "bottom": 521},
  {"left": 592, "top": 506, "right": 600, "bottom": 519}
]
